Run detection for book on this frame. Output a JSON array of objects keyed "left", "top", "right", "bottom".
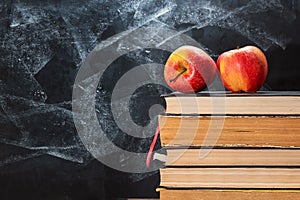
[
  {"left": 157, "top": 91, "right": 300, "bottom": 199},
  {"left": 158, "top": 188, "right": 300, "bottom": 200},
  {"left": 158, "top": 115, "right": 300, "bottom": 147},
  {"left": 165, "top": 148, "right": 300, "bottom": 166},
  {"left": 163, "top": 91, "right": 300, "bottom": 115},
  {"left": 159, "top": 167, "right": 300, "bottom": 188}
]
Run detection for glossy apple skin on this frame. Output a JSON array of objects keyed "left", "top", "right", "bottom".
[
  {"left": 164, "top": 45, "right": 217, "bottom": 93},
  {"left": 216, "top": 46, "right": 268, "bottom": 93}
]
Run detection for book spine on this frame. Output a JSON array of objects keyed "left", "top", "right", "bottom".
[
  {"left": 160, "top": 168, "right": 300, "bottom": 188},
  {"left": 159, "top": 188, "right": 300, "bottom": 200},
  {"left": 159, "top": 115, "right": 300, "bottom": 147},
  {"left": 165, "top": 149, "right": 300, "bottom": 166}
]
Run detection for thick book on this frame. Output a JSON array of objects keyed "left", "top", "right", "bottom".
[
  {"left": 159, "top": 167, "right": 300, "bottom": 188},
  {"left": 163, "top": 91, "right": 300, "bottom": 115},
  {"left": 158, "top": 115, "right": 300, "bottom": 147},
  {"left": 158, "top": 188, "right": 300, "bottom": 200},
  {"left": 165, "top": 148, "right": 300, "bottom": 166}
]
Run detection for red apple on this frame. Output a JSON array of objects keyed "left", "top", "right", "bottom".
[
  {"left": 164, "top": 45, "right": 217, "bottom": 93},
  {"left": 216, "top": 46, "right": 268, "bottom": 93}
]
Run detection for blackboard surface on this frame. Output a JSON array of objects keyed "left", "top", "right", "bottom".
[{"left": 0, "top": 0, "right": 299, "bottom": 199}]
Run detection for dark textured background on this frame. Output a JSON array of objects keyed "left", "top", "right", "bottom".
[{"left": 0, "top": 0, "right": 299, "bottom": 199}]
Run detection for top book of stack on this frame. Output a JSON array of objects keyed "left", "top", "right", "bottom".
[{"left": 163, "top": 91, "right": 300, "bottom": 115}]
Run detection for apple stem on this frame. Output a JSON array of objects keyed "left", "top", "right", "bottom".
[{"left": 169, "top": 67, "right": 187, "bottom": 83}]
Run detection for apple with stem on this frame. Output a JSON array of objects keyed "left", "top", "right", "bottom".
[
  {"left": 164, "top": 45, "right": 217, "bottom": 93},
  {"left": 216, "top": 46, "right": 268, "bottom": 93}
]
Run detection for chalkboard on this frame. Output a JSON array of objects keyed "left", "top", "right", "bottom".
[{"left": 0, "top": 0, "right": 299, "bottom": 199}]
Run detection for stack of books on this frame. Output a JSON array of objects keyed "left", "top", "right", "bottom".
[{"left": 157, "top": 91, "right": 300, "bottom": 200}]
